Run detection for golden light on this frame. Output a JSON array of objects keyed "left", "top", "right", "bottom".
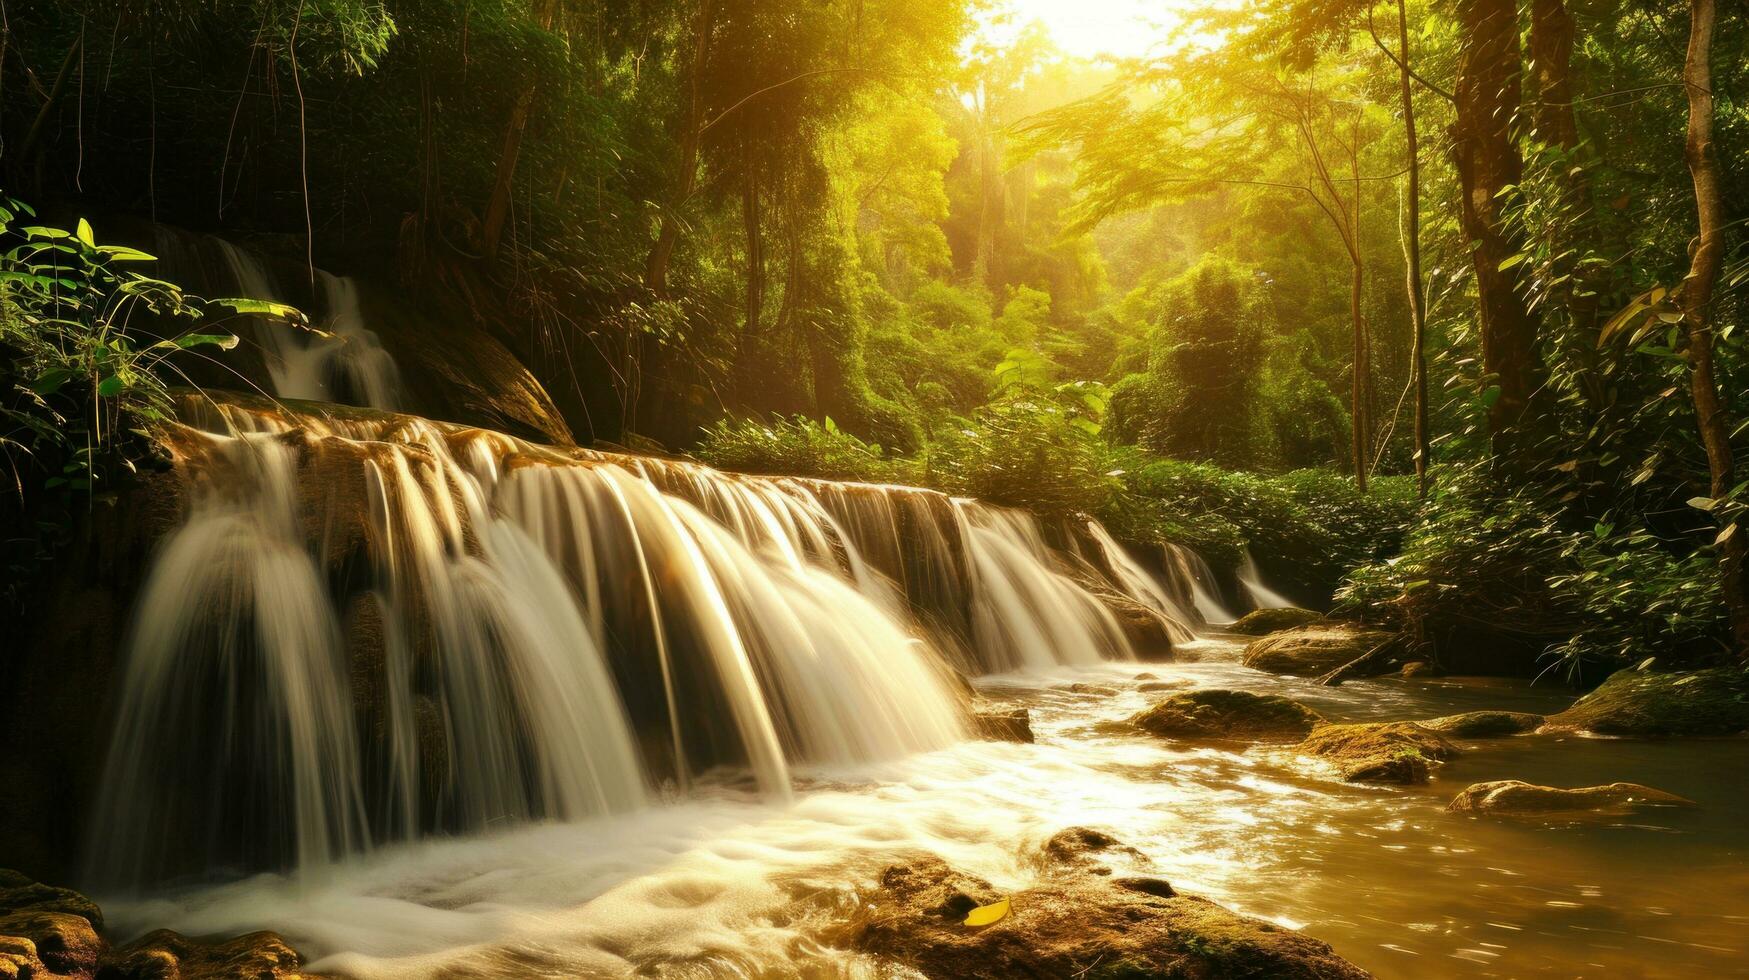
[{"left": 975, "top": 0, "right": 1188, "bottom": 61}]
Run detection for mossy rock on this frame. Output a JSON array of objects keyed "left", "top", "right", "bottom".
[
  {"left": 1448, "top": 779, "right": 1697, "bottom": 815},
  {"left": 1131, "top": 691, "right": 1325, "bottom": 743},
  {"left": 1227, "top": 607, "right": 1322, "bottom": 636},
  {"left": 1420, "top": 710, "right": 1544, "bottom": 738},
  {"left": 1241, "top": 626, "right": 1397, "bottom": 677},
  {"left": 845, "top": 851, "right": 1371, "bottom": 979},
  {"left": 1542, "top": 667, "right": 1749, "bottom": 737},
  {"left": 1297, "top": 721, "right": 1459, "bottom": 784}
]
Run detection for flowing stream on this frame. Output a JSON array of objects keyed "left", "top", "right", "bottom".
[{"left": 85, "top": 398, "right": 1747, "bottom": 978}]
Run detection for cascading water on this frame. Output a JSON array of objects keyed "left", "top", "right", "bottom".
[
  {"left": 1164, "top": 542, "right": 1238, "bottom": 625},
  {"left": 1085, "top": 522, "right": 1200, "bottom": 643},
  {"left": 209, "top": 239, "right": 402, "bottom": 410},
  {"left": 955, "top": 502, "right": 1133, "bottom": 672},
  {"left": 87, "top": 395, "right": 1242, "bottom": 894},
  {"left": 1238, "top": 547, "right": 1296, "bottom": 609}
]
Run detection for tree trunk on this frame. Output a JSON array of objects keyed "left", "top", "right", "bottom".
[
  {"left": 1678, "top": 0, "right": 1749, "bottom": 655},
  {"left": 1395, "top": 0, "right": 1430, "bottom": 499},
  {"left": 738, "top": 138, "right": 765, "bottom": 387},
  {"left": 645, "top": 0, "right": 719, "bottom": 296},
  {"left": 1529, "top": 0, "right": 1579, "bottom": 150},
  {"left": 1350, "top": 255, "right": 1370, "bottom": 493},
  {"left": 1452, "top": 0, "right": 1543, "bottom": 460},
  {"left": 479, "top": 0, "right": 557, "bottom": 260},
  {"left": 1385, "top": 0, "right": 1427, "bottom": 497}
]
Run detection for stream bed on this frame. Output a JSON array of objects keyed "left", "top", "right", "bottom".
[{"left": 106, "top": 639, "right": 1749, "bottom": 978}]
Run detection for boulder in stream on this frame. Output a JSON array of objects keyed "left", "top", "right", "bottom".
[
  {"left": 1447, "top": 780, "right": 1697, "bottom": 815},
  {"left": 1297, "top": 722, "right": 1459, "bottom": 784},
  {"left": 1542, "top": 666, "right": 1749, "bottom": 737},
  {"left": 1420, "top": 710, "right": 1545, "bottom": 738},
  {"left": 845, "top": 852, "right": 1371, "bottom": 980},
  {"left": 1241, "top": 626, "right": 1398, "bottom": 678},
  {"left": 1227, "top": 607, "right": 1322, "bottom": 636},
  {"left": 1132, "top": 690, "right": 1325, "bottom": 743}
]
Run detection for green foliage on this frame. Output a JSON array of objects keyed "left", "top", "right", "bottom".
[
  {"left": 1103, "top": 257, "right": 1279, "bottom": 470},
  {"left": 1338, "top": 475, "right": 1732, "bottom": 679},
  {"left": 1107, "top": 451, "right": 1411, "bottom": 599},
  {"left": 0, "top": 200, "right": 289, "bottom": 612},
  {"left": 694, "top": 415, "right": 914, "bottom": 485},
  {"left": 929, "top": 378, "right": 1116, "bottom": 520},
  {"left": 0, "top": 202, "right": 295, "bottom": 498}
]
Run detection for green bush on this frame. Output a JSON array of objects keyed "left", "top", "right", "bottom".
[
  {"left": 1336, "top": 476, "right": 1730, "bottom": 679},
  {"left": 1103, "top": 452, "right": 1407, "bottom": 600},
  {"left": 693, "top": 415, "right": 916, "bottom": 484},
  {"left": 928, "top": 380, "right": 1117, "bottom": 520}
]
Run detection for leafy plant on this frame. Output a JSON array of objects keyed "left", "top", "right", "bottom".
[
  {"left": 0, "top": 199, "right": 304, "bottom": 500},
  {"left": 694, "top": 414, "right": 915, "bottom": 484}
]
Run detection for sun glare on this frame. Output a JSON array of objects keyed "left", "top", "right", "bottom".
[{"left": 975, "top": 0, "right": 1187, "bottom": 61}]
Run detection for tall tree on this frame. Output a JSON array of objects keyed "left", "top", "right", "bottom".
[
  {"left": 1387, "top": 0, "right": 1430, "bottom": 498},
  {"left": 1451, "top": 0, "right": 1543, "bottom": 459},
  {"left": 1676, "top": 0, "right": 1749, "bottom": 654}
]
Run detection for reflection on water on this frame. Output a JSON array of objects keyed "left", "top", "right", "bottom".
[{"left": 107, "top": 640, "right": 1749, "bottom": 978}]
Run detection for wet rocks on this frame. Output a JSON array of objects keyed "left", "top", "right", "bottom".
[
  {"left": 1447, "top": 780, "right": 1698, "bottom": 815},
  {"left": 0, "top": 872, "right": 320, "bottom": 980},
  {"left": 1297, "top": 722, "right": 1459, "bottom": 784},
  {"left": 104, "top": 930, "right": 321, "bottom": 980},
  {"left": 1399, "top": 661, "right": 1439, "bottom": 678},
  {"left": 972, "top": 706, "right": 1034, "bottom": 744},
  {"left": 846, "top": 852, "right": 1371, "bottom": 980},
  {"left": 1227, "top": 607, "right": 1322, "bottom": 636},
  {"left": 1542, "top": 667, "right": 1749, "bottom": 737},
  {"left": 1420, "top": 710, "right": 1544, "bottom": 738},
  {"left": 1241, "top": 626, "right": 1398, "bottom": 678},
  {"left": 1039, "top": 827, "right": 1150, "bottom": 877},
  {"left": 1132, "top": 691, "right": 1325, "bottom": 743}
]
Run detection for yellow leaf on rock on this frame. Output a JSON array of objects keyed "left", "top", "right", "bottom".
[{"left": 964, "top": 897, "right": 1010, "bottom": 927}]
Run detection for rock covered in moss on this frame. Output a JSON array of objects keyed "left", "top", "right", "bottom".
[
  {"left": 1448, "top": 780, "right": 1697, "bottom": 815},
  {"left": 1131, "top": 690, "right": 1325, "bottom": 743},
  {"left": 845, "top": 852, "right": 1371, "bottom": 979},
  {"left": 1228, "top": 607, "right": 1322, "bottom": 636},
  {"left": 1297, "top": 722, "right": 1459, "bottom": 784},
  {"left": 1241, "top": 626, "right": 1397, "bottom": 677},
  {"left": 1542, "top": 667, "right": 1749, "bottom": 737},
  {"left": 1420, "top": 710, "right": 1544, "bottom": 738}
]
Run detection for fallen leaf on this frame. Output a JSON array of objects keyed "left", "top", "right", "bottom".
[{"left": 964, "top": 897, "right": 1011, "bottom": 927}]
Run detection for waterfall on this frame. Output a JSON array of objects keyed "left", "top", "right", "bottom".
[
  {"left": 87, "top": 396, "right": 1233, "bottom": 891},
  {"left": 1085, "top": 522, "right": 1199, "bottom": 643},
  {"left": 1238, "top": 547, "right": 1295, "bottom": 610},
  {"left": 209, "top": 240, "right": 402, "bottom": 410},
  {"left": 1163, "top": 542, "right": 1238, "bottom": 626}
]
